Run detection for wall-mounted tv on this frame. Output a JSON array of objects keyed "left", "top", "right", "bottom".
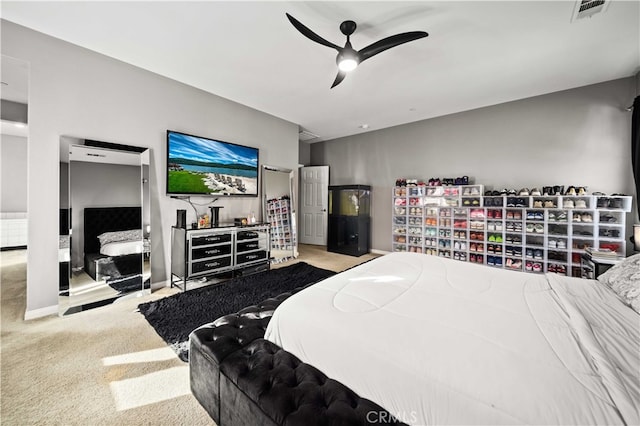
[{"left": 166, "top": 130, "right": 259, "bottom": 197}]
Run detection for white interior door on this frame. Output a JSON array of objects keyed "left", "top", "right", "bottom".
[{"left": 299, "top": 166, "right": 329, "bottom": 246}]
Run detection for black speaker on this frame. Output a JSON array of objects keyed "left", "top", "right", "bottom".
[{"left": 176, "top": 209, "right": 187, "bottom": 229}]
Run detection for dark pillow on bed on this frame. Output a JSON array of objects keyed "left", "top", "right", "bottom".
[
  {"left": 597, "top": 253, "right": 640, "bottom": 314},
  {"left": 97, "top": 229, "right": 142, "bottom": 246}
]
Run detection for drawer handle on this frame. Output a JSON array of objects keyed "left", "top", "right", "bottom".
[{"left": 205, "top": 262, "right": 220, "bottom": 268}]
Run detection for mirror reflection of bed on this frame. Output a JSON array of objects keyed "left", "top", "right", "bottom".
[{"left": 59, "top": 137, "right": 150, "bottom": 315}]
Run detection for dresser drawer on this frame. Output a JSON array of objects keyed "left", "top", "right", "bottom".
[
  {"left": 191, "top": 244, "right": 232, "bottom": 260},
  {"left": 237, "top": 230, "right": 259, "bottom": 241},
  {"left": 237, "top": 241, "right": 260, "bottom": 252},
  {"left": 191, "top": 233, "right": 232, "bottom": 246},
  {"left": 236, "top": 250, "right": 267, "bottom": 265},
  {"left": 191, "top": 256, "right": 232, "bottom": 274}
]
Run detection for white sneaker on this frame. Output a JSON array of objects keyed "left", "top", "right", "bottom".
[{"left": 575, "top": 199, "right": 587, "bottom": 209}]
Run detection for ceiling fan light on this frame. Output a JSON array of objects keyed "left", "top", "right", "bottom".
[
  {"left": 336, "top": 48, "right": 359, "bottom": 72},
  {"left": 338, "top": 58, "right": 358, "bottom": 72}
]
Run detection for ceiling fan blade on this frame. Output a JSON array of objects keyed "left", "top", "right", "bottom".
[
  {"left": 358, "top": 31, "right": 428, "bottom": 63},
  {"left": 286, "top": 13, "right": 341, "bottom": 51},
  {"left": 330, "top": 71, "right": 347, "bottom": 89}
]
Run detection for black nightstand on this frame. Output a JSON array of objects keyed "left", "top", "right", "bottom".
[{"left": 580, "top": 253, "right": 623, "bottom": 279}]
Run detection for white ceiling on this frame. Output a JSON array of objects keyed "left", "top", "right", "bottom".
[{"left": 1, "top": 1, "right": 639, "bottom": 142}]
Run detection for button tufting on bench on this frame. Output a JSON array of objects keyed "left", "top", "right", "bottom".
[
  {"left": 189, "top": 283, "right": 406, "bottom": 425},
  {"left": 217, "top": 338, "right": 406, "bottom": 425}
]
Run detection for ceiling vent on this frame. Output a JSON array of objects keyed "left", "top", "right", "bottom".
[
  {"left": 571, "top": 0, "right": 610, "bottom": 22},
  {"left": 298, "top": 129, "right": 319, "bottom": 142}
]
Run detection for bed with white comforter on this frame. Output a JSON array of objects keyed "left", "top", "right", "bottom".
[{"left": 265, "top": 252, "right": 639, "bottom": 425}]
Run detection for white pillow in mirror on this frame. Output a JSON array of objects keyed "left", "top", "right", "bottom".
[{"left": 97, "top": 229, "right": 142, "bottom": 246}]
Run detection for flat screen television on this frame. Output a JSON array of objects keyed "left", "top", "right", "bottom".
[{"left": 166, "top": 130, "right": 259, "bottom": 197}]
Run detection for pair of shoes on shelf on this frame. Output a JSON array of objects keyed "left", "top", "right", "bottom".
[
  {"left": 487, "top": 256, "right": 503, "bottom": 267},
  {"left": 519, "top": 188, "right": 541, "bottom": 196},
  {"left": 525, "top": 261, "right": 543, "bottom": 272},
  {"left": 454, "top": 176, "right": 469, "bottom": 185},
  {"left": 574, "top": 199, "right": 587, "bottom": 209},
  {"left": 573, "top": 213, "right": 593, "bottom": 222},
  {"left": 506, "top": 222, "right": 523, "bottom": 232},
  {"left": 506, "top": 197, "right": 528, "bottom": 208},
  {"left": 549, "top": 239, "right": 567, "bottom": 249},
  {"left": 507, "top": 259, "right": 523, "bottom": 269},
  {"left": 526, "top": 211, "right": 544, "bottom": 220},
  {"left": 487, "top": 210, "right": 503, "bottom": 219},
  {"left": 526, "top": 223, "right": 544, "bottom": 233},
  {"left": 564, "top": 186, "right": 588, "bottom": 196},
  {"left": 505, "top": 235, "right": 522, "bottom": 244},
  {"left": 506, "top": 210, "right": 523, "bottom": 220},
  {"left": 484, "top": 197, "right": 505, "bottom": 207},
  {"left": 599, "top": 214, "right": 618, "bottom": 223},
  {"left": 548, "top": 264, "right": 567, "bottom": 274},
  {"left": 600, "top": 229, "right": 621, "bottom": 238},
  {"left": 488, "top": 234, "right": 504, "bottom": 243},
  {"left": 543, "top": 186, "right": 566, "bottom": 196},
  {"left": 597, "top": 197, "right": 624, "bottom": 209}
]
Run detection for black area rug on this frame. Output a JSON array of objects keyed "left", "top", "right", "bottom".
[{"left": 138, "top": 262, "right": 335, "bottom": 362}]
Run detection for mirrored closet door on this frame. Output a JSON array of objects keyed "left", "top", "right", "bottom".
[{"left": 59, "top": 137, "right": 150, "bottom": 316}]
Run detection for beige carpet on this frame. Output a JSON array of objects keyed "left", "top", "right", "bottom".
[{"left": 0, "top": 245, "right": 377, "bottom": 425}]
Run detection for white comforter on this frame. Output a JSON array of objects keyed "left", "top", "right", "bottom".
[{"left": 265, "top": 252, "right": 639, "bottom": 425}]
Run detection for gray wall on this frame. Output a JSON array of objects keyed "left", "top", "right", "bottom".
[
  {"left": 311, "top": 77, "right": 637, "bottom": 252},
  {"left": 69, "top": 161, "right": 141, "bottom": 267},
  {"left": 0, "top": 134, "right": 28, "bottom": 212},
  {"left": 298, "top": 140, "right": 311, "bottom": 166},
  {"left": 2, "top": 20, "right": 299, "bottom": 315}
]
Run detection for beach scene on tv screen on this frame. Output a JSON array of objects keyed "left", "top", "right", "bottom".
[{"left": 168, "top": 132, "right": 258, "bottom": 195}]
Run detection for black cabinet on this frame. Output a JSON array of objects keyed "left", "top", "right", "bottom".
[{"left": 327, "top": 185, "right": 371, "bottom": 256}]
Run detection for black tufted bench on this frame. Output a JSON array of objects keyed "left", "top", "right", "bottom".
[{"left": 190, "top": 290, "right": 406, "bottom": 426}]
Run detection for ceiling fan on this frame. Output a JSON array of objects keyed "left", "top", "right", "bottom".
[{"left": 286, "top": 13, "right": 428, "bottom": 88}]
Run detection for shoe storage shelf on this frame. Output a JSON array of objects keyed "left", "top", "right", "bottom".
[
  {"left": 392, "top": 185, "right": 632, "bottom": 277},
  {"left": 267, "top": 197, "right": 295, "bottom": 251}
]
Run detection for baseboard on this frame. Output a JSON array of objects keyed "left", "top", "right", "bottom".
[
  {"left": 24, "top": 305, "right": 58, "bottom": 320},
  {"left": 371, "top": 249, "right": 391, "bottom": 255},
  {"left": 1, "top": 245, "right": 27, "bottom": 251}
]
